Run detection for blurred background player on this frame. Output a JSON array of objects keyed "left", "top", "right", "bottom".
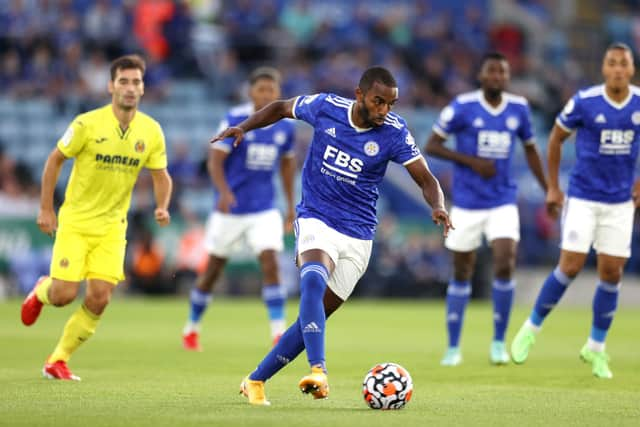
[
  {"left": 182, "top": 67, "right": 296, "bottom": 351},
  {"left": 213, "top": 66, "right": 451, "bottom": 405},
  {"left": 511, "top": 43, "right": 640, "bottom": 379},
  {"left": 20, "top": 55, "right": 173, "bottom": 380},
  {"left": 425, "top": 52, "right": 547, "bottom": 366}
]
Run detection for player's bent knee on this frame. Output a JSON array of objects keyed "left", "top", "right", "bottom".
[
  {"left": 598, "top": 266, "right": 623, "bottom": 284},
  {"left": 453, "top": 268, "right": 474, "bottom": 281},
  {"left": 494, "top": 262, "right": 515, "bottom": 280},
  {"left": 84, "top": 293, "right": 111, "bottom": 314},
  {"left": 557, "top": 259, "right": 583, "bottom": 278},
  {"left": 49, "top": 279, "right": 80, "bottom": 306}
]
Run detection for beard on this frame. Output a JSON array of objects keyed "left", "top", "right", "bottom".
[
  {"left": 118, "top": 97, "right": 137, "bottom": 111},
  {"left": 358, "top": 101, "right": 380, "bottom": 127},
  {"left": 484, "top": 87, "right": 502, "bottom": 100}
]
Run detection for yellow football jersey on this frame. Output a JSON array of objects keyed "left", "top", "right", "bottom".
[{"left": 56, "top": 104, "right": 167, "bottom": 235}]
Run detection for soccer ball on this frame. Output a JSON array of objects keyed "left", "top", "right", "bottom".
[{"left": 362, "top": 362, "right": 413, "bottom": 410}]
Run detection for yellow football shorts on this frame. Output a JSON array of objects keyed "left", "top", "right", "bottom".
[{"left": 50, "top": 227, "right": 127, "bottom": 285}]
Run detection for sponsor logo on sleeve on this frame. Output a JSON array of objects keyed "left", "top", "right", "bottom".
[{"left": 61, "top": 126, "right": 74, "bottom": 147}]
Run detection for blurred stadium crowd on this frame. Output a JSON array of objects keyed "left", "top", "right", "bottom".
[{"left": 2, "top": 0, "right": 640, "bottom": 297}]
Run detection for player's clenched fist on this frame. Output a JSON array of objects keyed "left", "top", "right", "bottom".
[
  {"left": 36, "top": 208, "right": 57, "bottom": 236},
  {"left": 154, "top": 208, "right": 171, "bottom": 227}
]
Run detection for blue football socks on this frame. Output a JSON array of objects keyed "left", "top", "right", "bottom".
[
  {"left": 262, "top": 283, "right": 287, "bottom": 337},
  {"left": 298, "top": 263, "right": 329, "bottom": 370},
  {"left": 590, "top": 281, "right": 619, "bottom": 345},
  {"left": 188, "top": 288, "right": 212, "bottom": 325},
  {"left": 445, "top": 280, "right": 471, "bottom": 348},
  {"left": 530, "top": 266, "right": 574, "bottom": 327},
  {"left": 250, "top": 318, "right": 306, "bottom": 381},
  {"left": 492, "top": 279, "right": 515, "bottom": 342}
]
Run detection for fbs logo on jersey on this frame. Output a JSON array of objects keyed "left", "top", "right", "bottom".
[
  {"left": 477, "top": 131, "right": 511, "bottom": 159},
  {"left": 134, "top": 140, "right": 145, "bottom": 153},
  {"left": 322, "top": 145, "right": 363, "bottom": 173},
  {"left": 599, "top": 129, "right": 634, "bottom": 155},
  {"left": 320, "top": 144, "right": 363, "bottom": 185}
]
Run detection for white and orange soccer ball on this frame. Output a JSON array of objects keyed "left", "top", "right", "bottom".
[{"left": 362, "top": 362, "right": 413, "bottom": 410}]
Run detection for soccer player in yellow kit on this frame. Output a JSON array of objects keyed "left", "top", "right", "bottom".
[{"left": 20, "top": 55, "right": 172, "bottom": 380}]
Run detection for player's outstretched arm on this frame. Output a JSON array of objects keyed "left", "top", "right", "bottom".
[
  {"left": 150, "top": 168, "right": 172, "bottom": 226},
  {"left": 210, "top": 98, "right": 298, "bottom": 148},
  {"left": 546, "top": 124, "right": 571, "bottom": 219},
  {"left": 37, "top": 148, "right": 67, "bottom": 236},
  {"left": 405, "top": 158, "right": 453, "bottom": 237},
  {"left": 425, "top": 132, "right": 496, "bottom": 178}
]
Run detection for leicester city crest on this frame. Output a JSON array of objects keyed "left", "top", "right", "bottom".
[
  {"left": 506, "top": 116, "right": 519, "bottom": 130},
  {"left": 364, "top": 141, "right": 379, "bottom": 156},
  {"left": 632, "top": 111, "right": 640, "bottom": 125},
  {"left": 134, "top": 140, "right": 145, "bottom": 153},
  {"left": 274, "top": 131, "right": 286, "bottom": 145}
]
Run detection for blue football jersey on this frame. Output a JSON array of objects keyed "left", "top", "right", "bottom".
[
  {"left": 292, "top": 93, "right": 422, "bottom": 240},
  {"left": 214, "top": 103, "right": 295, "bottom": 214},
  {"left": 433, "top": 90, "right": 535, "bottom": 209},
  {"left": 556, "top": 84, "right": 640, "bottom": 203}
]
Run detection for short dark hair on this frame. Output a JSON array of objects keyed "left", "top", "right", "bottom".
[
  {"left": 110, "top": 54, "right": 146, "bottom": 81},
  {"left": 480, "top": 51, "right": 508, "bottom": 66},
  {"left": 358, "top": 66, "right": 397, "bottom": 92},
  {"left": 606, "top": 42, "right": 633, "bottom": 55},
  {"left": 249, "top": 66, "right": 281, "bottom": 85}
]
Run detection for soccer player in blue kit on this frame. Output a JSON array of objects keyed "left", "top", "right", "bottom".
[
  {"left": 425, "top": 52, "right": 547, "bottom": 366},
  {"left": 511, "top": 43, "right": 640, "bottom": 379},
  {"left": 212, "top": 67, "right": 452, "bottom": 405},
  {"left": 182, "top": 67, "right": 296, "bottom": 351}
]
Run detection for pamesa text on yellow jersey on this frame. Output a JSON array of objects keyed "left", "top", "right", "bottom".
[{"left": 56, "top": 104, "right": 167, "bottom": 235}]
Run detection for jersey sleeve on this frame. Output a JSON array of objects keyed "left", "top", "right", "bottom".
[
  {"left": 56, "top": 116, "right": 88, "bottom": 157},
  {"left": 292, "top": 93, "right": 327, "bottom": 126},
  {"left": 212, "top": 116, "right": 233, "bottom": 152},
  {"left": 432, "top": 100, "right": 465, "bottom": 138},
  {"left": 518, "top": 103, "right": 535, "bottom": 145},
  {"left": 556, "top": 93, "right": 582, "bottom": 132},
  {"left": 391, "top": 127, "right": 423, "bottom": 166},
  {"left": 145, "top": 123, "right": 168, "bottom": 170}
]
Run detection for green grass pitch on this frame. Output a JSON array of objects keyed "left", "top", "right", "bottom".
[{"left": 1, "top": 298, "right": 639, "bottom": 426}]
